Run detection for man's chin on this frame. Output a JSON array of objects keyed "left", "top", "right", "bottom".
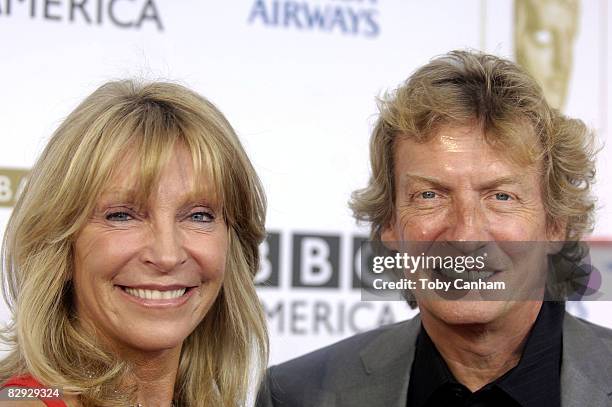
[{"left": 418, "top": 300, "right": 516, "bottom": 326}]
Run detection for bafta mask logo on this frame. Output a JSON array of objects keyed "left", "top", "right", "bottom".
[
  {"left": 0, "top": 168, "right": 28, "bottom": 208},
  {"left": 515, "top": 0, "right": 580, "bottom": 110}
]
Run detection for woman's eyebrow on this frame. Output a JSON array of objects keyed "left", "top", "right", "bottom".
[{"left": 96, "top": 188, "right": 139, "bottom": 204}]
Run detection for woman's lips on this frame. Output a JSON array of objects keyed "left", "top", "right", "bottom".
[{"left": 116, "top": 285, "right": 197, "bottom": 307}]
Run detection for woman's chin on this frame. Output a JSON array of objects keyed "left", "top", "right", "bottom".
[{"left": 110, "top": 324, "right": 194, "bottom": 354}]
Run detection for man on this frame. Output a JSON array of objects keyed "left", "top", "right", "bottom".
[{"left": 256, "top": 50, "right": 612, "bottom": 407}]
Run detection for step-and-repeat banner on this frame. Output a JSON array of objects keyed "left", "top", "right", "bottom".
[{"left": 1, "top": 0, "right": 610, "bottom": 364}]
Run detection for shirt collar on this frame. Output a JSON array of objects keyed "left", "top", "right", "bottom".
[
  {"left": 408, "top": 301, "right": 565, "bottom": 407},
  {"left": 495, "top": 301, "right": 564, "bottom": 407}
]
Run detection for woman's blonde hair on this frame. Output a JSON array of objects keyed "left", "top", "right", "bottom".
[
  {"left": 351, "top": 50, "right": 597, "bottom": 242},
  {"left": 0, "top": 80, "right": 268, "bottom": 406}
]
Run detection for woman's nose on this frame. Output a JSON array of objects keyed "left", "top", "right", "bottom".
[{"left": 142, "top": 221, "right": 188, "bottom": 272}]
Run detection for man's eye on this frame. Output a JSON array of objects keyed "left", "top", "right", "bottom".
[
  {"left": 494, "top": 193, "right": 512, "bottom": 201},
  {"left": 106, "top": 212, "right": 133, "bottom": 221},
  {"left": 190, "top": 211, "right": 214, "bottom": 222},
  {"left": 421, "top": 191, "right": 437, "bottom": 199}
]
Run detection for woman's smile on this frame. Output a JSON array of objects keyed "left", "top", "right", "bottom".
[{"left": 116, "top": 284, "right": 199, "bottom": 307}]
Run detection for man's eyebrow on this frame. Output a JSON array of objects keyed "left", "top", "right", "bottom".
[
  {"left": 401, "top": 173, "right": 526, "bottom": 190},
  {"left": 401, "top": 174, "right": 449, "bottom": 190},
  {"left": 477, "top": 175, "right": 526, "bottom": 190}
]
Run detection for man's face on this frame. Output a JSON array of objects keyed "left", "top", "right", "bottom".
[{"left": 382, "top": 124, "right": 562, "bottom": 325}]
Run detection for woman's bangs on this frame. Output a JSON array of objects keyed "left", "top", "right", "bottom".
[{"left": 100, "top": 124, "right": 223, "bottom": 212}]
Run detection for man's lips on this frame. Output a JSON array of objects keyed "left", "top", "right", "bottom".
[{"left": 431, "top": 267, "right": 501, "bottom": 281}]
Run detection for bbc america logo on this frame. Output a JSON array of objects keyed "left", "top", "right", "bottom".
[
  {"left": 0, "top": 0, "right": 163, "bottom": 30},
  {"left": 256, "top": 232, "right": 371, "bottom": 289}
]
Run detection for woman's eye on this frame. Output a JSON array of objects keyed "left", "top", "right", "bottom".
[
  {"left": 106, "top": 212, "right": 133, "bottom": 221},
  {"left": 421, "top": 191, "right": 437, "bottom": 199},
  {"left": 190, "top": 211, "right": 214, "bottom": 223},
  {"left": 494, "top": 192, "right": 512, "bottom": 201}
]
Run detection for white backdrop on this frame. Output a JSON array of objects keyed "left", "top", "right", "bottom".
[{"left": 0, "top": 0, "right": 610, "bottom": 365}]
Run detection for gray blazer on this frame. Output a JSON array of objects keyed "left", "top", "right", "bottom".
[{"left": 256, "top": 313, "right": 612, "bottom": 407}]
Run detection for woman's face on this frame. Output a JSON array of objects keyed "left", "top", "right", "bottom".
[{"left": 73, "top": 145, "right": 227, "bottom": 354}]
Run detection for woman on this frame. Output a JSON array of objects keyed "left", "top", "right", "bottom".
[{"left": 0, "top": 80, "right": 268, "bottom": 406}]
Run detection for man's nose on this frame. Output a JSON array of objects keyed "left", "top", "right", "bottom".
[
  {"left": 445, "top": 198, "right": 489, "bottom": 254},
  {"left": 142, "top": 221, "right": 188, "bottom": 272}
]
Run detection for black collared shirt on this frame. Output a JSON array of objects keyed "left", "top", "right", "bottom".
[{"left": 407, "top": 301, "right": 565, "bottom": 407}]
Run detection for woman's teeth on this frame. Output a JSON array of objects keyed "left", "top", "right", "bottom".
[{"left": 123, "top": 287, "right": 186, "bottom": 300}]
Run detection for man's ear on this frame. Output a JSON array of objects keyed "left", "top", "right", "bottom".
[
  {"left": 381, "top": 220, "right": 399, "bottom": 252},
  {"left": 546, "top": 217, "right": 568, "bottom": 255}
]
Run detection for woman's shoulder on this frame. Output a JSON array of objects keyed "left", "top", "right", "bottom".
[
  {"left": 0, "top": 399, "right": 47, "bottom": 406},
  {"left": 2, "top": 374, "right": 45, "bottom": 388},
  {"left": 0, "top": 374, "right": 71, "bottom": 407}
]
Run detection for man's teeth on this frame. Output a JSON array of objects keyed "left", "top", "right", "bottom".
[
  {"left": 123, "top": 287, "right": 187, "bottom": 300},
  {"left": 436, "top": 268, "right": 495, "bottom": 281}
]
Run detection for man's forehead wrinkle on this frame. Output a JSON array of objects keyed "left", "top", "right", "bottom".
[
  {"left": 433, "top": 125, "right": 487, "bottom": 152},
  {"left": 437, "top": 134, "right": 462, "bottom": 152},
  {"left": 401, "top": 170, "right": 530, "bottom": 190},
  {"left": 399, "top": 136, "right": 529, "bottom": 171}
]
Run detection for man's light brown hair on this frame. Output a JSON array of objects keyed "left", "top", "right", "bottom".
[{"left": 351, "top": 50, "right": 596, "bottom": 243}]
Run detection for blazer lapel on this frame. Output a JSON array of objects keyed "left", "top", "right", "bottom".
[
  {"left": 338, "top": 316, "right": 421, "bottom": 407},
  {"left": 328, "top": 311, "right": 611, "bottom": 407},
  {"left": 561, "top": 313, "right": 612, "bottom": 407}
]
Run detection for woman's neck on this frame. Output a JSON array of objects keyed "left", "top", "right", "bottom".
[
  {"left": 75, "top": 318, "right": 182, "bottom": 406},
  {"left": 120, "top": 346, "right": 181, "bottom": 407}
]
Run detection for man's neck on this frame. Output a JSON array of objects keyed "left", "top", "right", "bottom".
[{"left": 420, "top": 301, "right": 542, "bottom": 392}]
